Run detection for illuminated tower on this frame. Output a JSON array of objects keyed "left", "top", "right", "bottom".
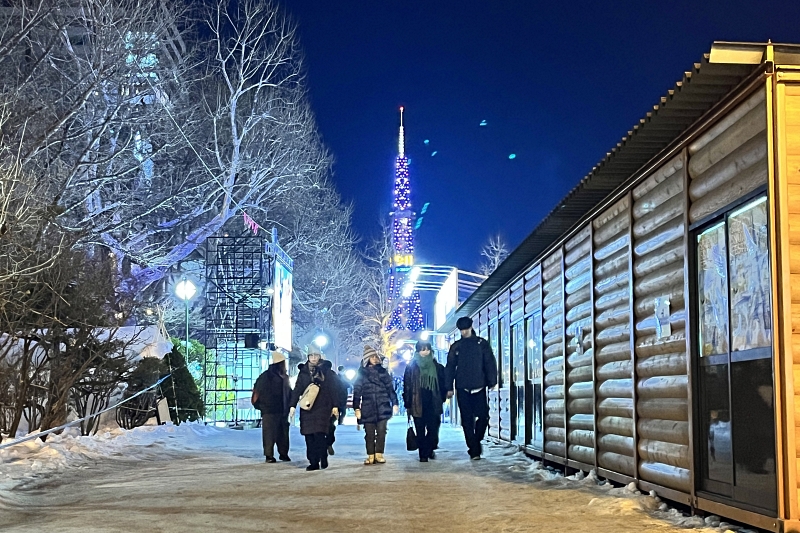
[{"left": 387, "top": 107, "right": 423, "bottom": 332}]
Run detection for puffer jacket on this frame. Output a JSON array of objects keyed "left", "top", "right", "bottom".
[
  {"left": 352, "top": 364, "right": 397, "bottom": 424},
  {"left": 445, "top": 333, "right": 498, "bottom": 392},
  {"left": 289, "top": 360, "right": 339, "bottom": 435}
]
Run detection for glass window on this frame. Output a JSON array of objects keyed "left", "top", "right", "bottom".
[
  {"left": 528, "top": 312, "right": 542, "bottom": 381},
  {"left": 513, "top": 322, "right": 525, "bottom": 383},
  {"left": 697, "top": 222, "right": 729, "bottom": 357},
  {"left": 500, "top": 317, "right": 511, "bottom": 387},
  {"left": 727, "top": 197, "right": 772, "bottom": 352}
]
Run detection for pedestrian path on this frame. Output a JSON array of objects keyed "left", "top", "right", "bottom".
[{"left": 0, "top": 420, "right": 721, "bottom": 532}]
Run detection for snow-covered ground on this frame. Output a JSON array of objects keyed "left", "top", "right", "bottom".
[{"left": 0, "top": 419, "right": 756, "bottom": 532}]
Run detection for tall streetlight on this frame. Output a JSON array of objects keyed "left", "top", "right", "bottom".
[{"left": 175, "top": 277, "right": 197, "bottom": 361}]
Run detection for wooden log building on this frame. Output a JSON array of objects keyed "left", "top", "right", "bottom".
[{"left": 438, "top": 42, "right": 800, "bottom": 532}]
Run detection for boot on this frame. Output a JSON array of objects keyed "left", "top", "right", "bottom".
[
  {"left": 364, "top": 454, "right": 375, "bottom": 465},
  {"left": 375, "top": 453, "right": 386, "bottom": 464}
]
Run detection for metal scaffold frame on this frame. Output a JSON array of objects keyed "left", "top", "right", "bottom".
[{"left": 204, "top": 234, "right": 273, "bottom": 426}]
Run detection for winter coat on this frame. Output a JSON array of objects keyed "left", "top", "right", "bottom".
[
  {"left": 289, "top": 360, "right": 339, "bottom": 435},
  {"left": 252, "top": 364, "right": 291, "bottom": 416},
  {"left": 351, "top": 364, "right": 398, "bottom": 424},
  {"left": 445, "top": 333, "right": 498, "bottom": 392},
  {"left": 403, "top": 359, "right": 447, "bottom": 419}
]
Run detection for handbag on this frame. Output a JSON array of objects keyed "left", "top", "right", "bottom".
[
  {"left": 299, "top": 383, "right": 320, "bottom": 411},
  {"left": 406, "top": 416, "right": 418, "bottom": 451}
]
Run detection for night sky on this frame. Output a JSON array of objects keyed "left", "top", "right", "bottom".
[{"left": 286, "top": 1, "right": 800, "bottom": 273}]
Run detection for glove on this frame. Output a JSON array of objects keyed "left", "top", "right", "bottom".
[
  {"left": 446, "top": 391, "right": 454, "bottom": 399},
  {"left": 331, "top": 407, "right": 339, "bottom": 418},
  {"left": 354, "top": 409, "right": 361, "bottom": 420},
  {"left": 392, "top": 405, "right": 399, "bottom": 416},
  {"left": 288, "top": 407, "right": 295, "bottom": 424}
]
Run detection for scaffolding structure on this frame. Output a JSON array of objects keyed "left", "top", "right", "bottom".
[{"left": 204, "top": 234, "right": 273, "bottom": 426}]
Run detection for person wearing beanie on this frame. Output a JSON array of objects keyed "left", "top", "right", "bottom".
[
  {"left": 352, "top": 345, "right": 398, "bottom": 465},
  {"left": 445, "top": 315, "right": 497, "bottom": 460},
  {"left": 288, "top": 345, "right": 340, "bottom": 471},
  {"left": 251, "top": 351, "right": 292, "bottom": 463},
  {"left": 403, "top": 341, "right": 447, "bottom": 462}
]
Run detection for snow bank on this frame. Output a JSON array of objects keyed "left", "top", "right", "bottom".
[{"left": 0, "top": 423, "right": 220, "bottom": 483}]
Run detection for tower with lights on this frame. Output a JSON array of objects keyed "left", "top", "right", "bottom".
[{"left": 387, "top": 107, "right": 424, "bottom": 332}]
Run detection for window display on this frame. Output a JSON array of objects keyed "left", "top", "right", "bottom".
[
  {"left": 727, "top": 197, "right": 772, "bottom": 352},
  {"left": 697, "top": 222, "right": 729, "bottom": 357}
]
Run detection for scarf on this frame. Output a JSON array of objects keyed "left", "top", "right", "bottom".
[
  {"left": 308, "top": 362, "right": 325, "bottom": 384},
  {"left": 413, "top": 352, "right": 439, "bottom": 394}
]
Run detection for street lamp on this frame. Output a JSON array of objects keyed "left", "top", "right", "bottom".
[
  {"left": 313, "top": 333, "right": 329, "bottom": 349},
  {"left": 175, "top": 277, "right": 197, "bottom": 362},
  {"left": 344, "top": 368, "right": 357, "bottom": 381}
]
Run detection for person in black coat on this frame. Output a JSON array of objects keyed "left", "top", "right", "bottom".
[
  {"left": 352, "top": 345, "right": 398, "bottom": 465},
  {"left": 445, "top": 316, "right": 498, "bottom": 460},
  {"left": 326, "top": 365, "right": 348, "bottom": 456},
  {"left": 403, "top": 341, "right": 447, "bottom": 462},
  {"left": 288, "top": 346, "right": 339, "bottom": 471},
  {"left": 252, "top": 351, "right": 292, "bottom": 463}
]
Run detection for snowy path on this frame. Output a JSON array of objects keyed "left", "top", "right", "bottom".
[{"left": 0, "top": 420, "right": 733, "bottom": 532}]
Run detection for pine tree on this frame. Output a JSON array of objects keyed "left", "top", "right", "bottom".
[{"left": 162, "top": 346, "right": 205, "bottom": 423}]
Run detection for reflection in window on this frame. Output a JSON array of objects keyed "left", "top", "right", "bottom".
[
  {"left": 513, "top": 323, "right": 525, "bottom": 382},
  {"left": 698, "top": 223, "right": 729, "bottom": 356},
  {"left": 528, "top": 312, "right": 542, "bottom": 381},
  {"left": 728, "top": 197, "right": 772, "bottom": 352},
  {"left": 501, "top": 318, "right": 511, "bottom": 387}
]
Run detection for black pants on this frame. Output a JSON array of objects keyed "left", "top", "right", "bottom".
[
  {"left": 456, "top": 388, "right": 489, "bottom": 457},
  {"left": 413, "top": 412, "right": 441, "bottom": 459},
  {"left": 327, "top": 416, "right": 337, "bottom": 448},
  {"left": 261, "top": 413, "right": 289, "bottom": 458},
  {"left": 363, "top": 419, "right": 388, "bottom": 455},
  {"left": 304, "top": 432, "right": 328, "bottom": 466}
]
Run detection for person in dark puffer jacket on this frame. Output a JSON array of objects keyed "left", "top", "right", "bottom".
[
  {"left": 251, "top": 351, "right": 292, "bottom": 463},
  {"left": 288, "top": 345, "right": 340, "bottom": 471},
  {"left": 352, "top": 345, "right": 398, "bottom": 465},
  {"left": 403, "top": 341, "right": 447, "bottom": 462}
]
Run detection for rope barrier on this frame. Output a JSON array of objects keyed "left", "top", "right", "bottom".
[{"left": 0, "top": 373, "right": 172, "bottom": 451}]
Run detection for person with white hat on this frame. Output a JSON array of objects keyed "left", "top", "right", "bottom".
[{"left": 251, "top": 351, "right": 292, "bottom": 463}]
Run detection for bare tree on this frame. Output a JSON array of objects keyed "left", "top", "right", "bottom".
[{"left": 479, "top": 234, "right": 510, "bottom": 276}]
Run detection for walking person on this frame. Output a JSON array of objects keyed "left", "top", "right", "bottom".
[
  {"left": 251, "top": 351, "right": 291, "bottom": 463},
  {"left": 352, "top": 345, "right": 398, "bottom": 465},
  {"left": 288, "top": 345, "right": 340, "bottom": 471},
  {"left": 403, "top": 341, "right": 446, "bottom": 462},
  {"left": 445, "top": 316, "right": 498, "bottom": 460},
  {"left": 326, "top": 365, "right": 348, "bottom": 456}
]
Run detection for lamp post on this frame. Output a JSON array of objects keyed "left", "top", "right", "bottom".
[{"left": 175, "top": 277, "right": 197, "bottom": 362}]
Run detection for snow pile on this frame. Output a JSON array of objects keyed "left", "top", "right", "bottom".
[
  {"left": 476, "top": 440, "right": 757, "bottom": 532},
  {"left": 0, "top": 423, "right": 220, "bottom": 482}
]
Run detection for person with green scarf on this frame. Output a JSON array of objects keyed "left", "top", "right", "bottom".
[{"left": 403, "top": 341, "right": 447, "bottom": 462}]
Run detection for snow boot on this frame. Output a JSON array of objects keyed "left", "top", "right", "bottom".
[
  {"left": 265, "top": 456, "right": 277, "bottom": 463},
  {"left": 364, "top": 454, "right": 375, "bottom": 465},
  {"left": 279, "top": 455, "right": 291, "bottom": 462},
  {"left": 306, "top": 463, "right": 320, "bottom": 471},
  {"left": 375, "top": 453, "right": 386, "bottom": 464}
]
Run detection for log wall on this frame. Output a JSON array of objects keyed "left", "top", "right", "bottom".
[
  {"left": 543, "top": 249, "right": 566, "bottom": 457},
  {"left": 688, "top": 89, "right": 767, "bottom": 223},
  {"left": 632, "top": 154, "right": 691, "bottom": 492},
  {"left": 564, "top": 226, "right": 595, "bottom": 465},
  {"left": 592, "top": 196, "right": 636, "bottom": 476}
]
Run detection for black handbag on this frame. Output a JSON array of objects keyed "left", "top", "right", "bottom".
[{"left": 406, "top": 416, "right": 418, "bottom": 451}]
